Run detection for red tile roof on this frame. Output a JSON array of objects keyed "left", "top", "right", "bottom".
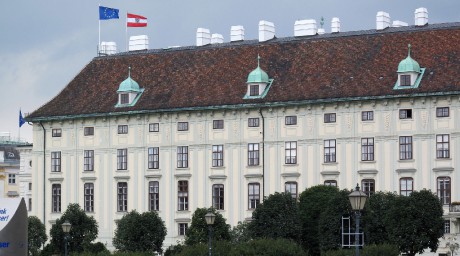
[{"left": 27, "top": 23, "right": 460, "bottom": 121}]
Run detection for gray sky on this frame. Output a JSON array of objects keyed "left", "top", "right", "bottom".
[{"left": 1, "top": 0, "right": 459, "bottom": 142}]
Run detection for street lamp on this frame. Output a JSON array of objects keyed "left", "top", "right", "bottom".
[
  {"left": 61, "top": 220, "right": 72, "bottom": 256},
  {"left": 205, "top": 210, "right": 216, "bottom": 256},
  {"left": 348, "top": 184, "right": 368, "bottom": 256}
]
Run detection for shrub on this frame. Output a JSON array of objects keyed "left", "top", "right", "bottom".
[{"left": 322, "top": 244, "right": 399, "bottom": 256}]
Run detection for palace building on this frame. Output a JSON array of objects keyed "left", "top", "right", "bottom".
[{"left": 26, "top": 9, "right": 460, "bottom": 254}]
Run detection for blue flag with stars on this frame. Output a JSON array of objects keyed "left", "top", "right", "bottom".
[
  {"left": 99, "top": 6, "right": 119, "bottom": 20},
  {"left": 19, "top": 109, "right": 25, "bottom": 127}
]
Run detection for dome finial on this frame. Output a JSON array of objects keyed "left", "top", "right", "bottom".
[
  {"left": 257, "top": 54, "right": 261, "bottom": 68},
  {"left": 408, "top": 44, "right": 411, "bottom": 57},
  {"left": 128, "top": 66, "right": 131, "bottom": 78}
]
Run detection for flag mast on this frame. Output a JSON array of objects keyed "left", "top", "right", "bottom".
[
  {"left": 126, "top": 11, "right": 128, "bottom": 52},
  {"left": 98, "top": 4, "right": 101, "bottom": 54}
]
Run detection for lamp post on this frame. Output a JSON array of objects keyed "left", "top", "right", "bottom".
[
  {"left": 61, "top": 220, "right": 72, "bottom": 256},
  {"left": 205, "top": 210, "right": 216, "bottom": 256},
  {"left": 348, "top": 184, "right": 368, "bottom": 256}
]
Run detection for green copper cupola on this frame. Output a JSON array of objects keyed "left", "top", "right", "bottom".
[
  {"left": 394, "top": 44, "right": 425, "bottom": 90},
  {"left": 244, "top": 55, "right": 273, "bottom": 99},
  {"left": 116, "top": 67, "right": 145, "bottom": 107}
]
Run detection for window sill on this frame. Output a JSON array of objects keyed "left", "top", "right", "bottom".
[
  {"left": 398, "top": 159, "right": 415, "bottom": 163},
  {"left": 246, "top": 165, "right": 260, "bottom": 168},
  {"left": 322, "top": 162, "right": 338, "bottom": 165},
  {"left": 435, "top": 158, "right": 452, "bottom": 161},
  {"left": 211, "top": 166, "right": 225, "bottom": 169},
  {"left": 284, "top": 163, "right": 298, "bottom": 167},
  {"left": 360, "top": 160, "right": 376, "bottom": 163}
]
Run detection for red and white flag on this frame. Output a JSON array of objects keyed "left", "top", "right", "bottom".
[{"left": 127, "top": 13, "right": 147, "bottom": 27}]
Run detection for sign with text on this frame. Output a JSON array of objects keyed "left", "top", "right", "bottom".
[{"left": 0, "top": 198, "right": 27, "bottom": 255}]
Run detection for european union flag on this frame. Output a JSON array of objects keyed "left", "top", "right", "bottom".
[
  {"left": 19, "top": 110, "right": 25, "bottom": 127},
  {"left": 99, "top": 6, "right": 119, "bottom": 20}
]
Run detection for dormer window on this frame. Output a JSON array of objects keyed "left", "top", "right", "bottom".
[
  {"left": 116, "top": 67, "right": 144, "bottom": 107},
  {"left": 394, "top": 44, "right": 425, "bottom": 90},
  {"left": 244, "top": 55, "right": 274, "bottom": 99}
]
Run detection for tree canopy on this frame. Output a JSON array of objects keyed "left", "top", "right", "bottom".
[
  {"left": 185, "top": 207, "right": 231, "bottom": 246},
  {"left": 362, "top": 191, "right": 397, "bottom": 245},
  {"left": 113, "top": 210, "right": 167, "bottom": 253},
  {"left": 49, "top": 203, "right": 98, "bottom": 254},
  {"left": 249, "top": 192, "right": 301, "bottom": 242},
  {"left": 28, "top": 216, "right": 47, "bottom": 256}
]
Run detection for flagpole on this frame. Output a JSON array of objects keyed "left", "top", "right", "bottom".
[
  {"left": 98, "top": 4, "right": 101, "bottom": 54},
  {"left": 126, "top": 11, "right": 128, "bottom": 52},
  {"left": 18, "top": 109, "right": 21, "bottom": 143}
]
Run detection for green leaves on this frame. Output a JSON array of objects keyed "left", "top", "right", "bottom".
[
  {"left": 185, "top": 207, "right": 231, "bottom": 246},
  {"left": 28, "top": 216, "right": 47, "bottom": 256}
]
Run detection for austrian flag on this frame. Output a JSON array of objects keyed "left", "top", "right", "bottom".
[{"left": 127, "top": 13, "right": 147, "bottom": 27}]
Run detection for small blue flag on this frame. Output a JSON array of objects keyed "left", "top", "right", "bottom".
[
  {"left": 99, "top": 6, "right": 119, "bottom": 20},
  {"left": 19, "top": 110, "right": 25, "bottom": 127}
]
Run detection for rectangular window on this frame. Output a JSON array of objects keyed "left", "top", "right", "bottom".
[
  {"left": 28, "top": 183, "right": 32, "bottom": 190},
  {"left": 444, "top": 220, "right": 450, "bottom": 234},
  {"left": 178, "top": 223, "right": 188, "bottom": 236},
  {"left": 120, "top": 94, "right": 129, "bottom": 104},
  {"left": 149, "top": 123, "right": 159, "bottom": 132},
  {"left": 117, "top": 149, "right": 127, "bottom": 170},
  {"left": 178, "top": 181, "right": 189, "bottom": 211},
  {"left": 361, "top": 111, "right": 374, "bottom": 121},
  {"left": 285, "top": 116, "right": 297, "bottom": 125},
  {"left": 117, "top": 182, "right": 128, "bottom": 212},
  {"left": 361, "top": 138, "right": 374, "bottom": 161},
  {"left": 118, "top": 125, "right": 128, "bottom": 134},
  {"left": 400, "top": 74, "right": 411, "bottom": 86},
  {"left": 212, "top": 184, "right": 224, "bottom": 210},
  {"left": 436, "top": 134, "right": 450, "bottom": 159},
  {"left": 177, "top": 122, "right": 189, "bottom": 131},
  {"left": 8, "top": 174, "right": 15, "bottom": 184},
  {"left": 51, "top": 151, "right": 61, "bottom": 172},
  {"left": 249, "top": 84, "right": 259, "bottom": 96},
  {"left": 212, "top": 145, "right": 224, "bottom": 167},
  {"left": 248, "top": 118, "right": 260, "bottom": 127},
  {"left": 248, "top": 143, "right": 260, "bottom": 166},
  {"left": 324, "top": 113, "right": 336, "bottom": 123},
  {"left": 285, "top": 182, "right": 298, "bottom": 199},
  {"left": 248, "top": 183, "right": 260, "bottom": 209},
  {"left": 324, "top": 180, "right": 337, "bottom": 187},
  {"left": 400, "top": 177, "right": 413, "bottom": 196},
  {"left": 28, "top": 198, "right": 32, "bottom": 211},
  {"left": 437, "top": 177, "right": 451, "bottom": 205},
  {"left": 149, "top": 181, "right": 159, "bottom": 211},
  {"left": 436, "top": 107, "right": 449, "bottom": 118},
  {"left": 324, "top": 139, "right": 336, "bottom": 163},
  {"left": 84, "top": 150, "right": 94, "bottom": 171},
  {"left": 213, "top": 120, "right": 224, "bottom": 129},
  {"left": 84, "top": 183, "right": 94, "bottom": 212},
  {"left": 177, "top": 146, "right": 188, "bottom": 168},
  {"left": 399, "top": 136, "right": 413, "bottom": 160},
  {"left": 399, "top": 109, "right": 412, "bottom": 119},
  {"left": 52, "top": 184, "right": 61, "bottom": 213},
  {"left": 362, "top": 179, "right": 375, "bottom": 196},
  {"left": 285, "top": 141, "right": 297, "bottom": 164},
  {"left": 52, "top": 128, "right": 62, "bottom": 137},
  {"left": 148, "top": 147, "right": 159, "bottom": 169},
  {"left": 84, "top": 127, "right": 94, "bottom": 136}
]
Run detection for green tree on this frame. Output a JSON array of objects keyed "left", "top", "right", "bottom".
[
  {"left": 113, "top": 210, "right": 167, "bottom": 253},
  {"left": 49, "top": 203, "right": 98, "bottom": 254},
  {"left": 249, "top": 192, "right": 301, "bottom": 242},
  {"left": 298, "top": 185, "right": 340, "bottom": 255},
  {"left": 230, "top": 221, "right": 251, "bottom": 245},
  {"left": 385, "top": 189, "right": 444, "bottom": 256},
  {"left": 28, "top": 216, "right": 47, "bottom": 256},
  {"left": 185, "top": 207, "right": 231, "bottom": 246},
  {"left": 318, "top": 189, "right": 352, "bottom": 253},
  {"left": 361, "top": 191, "right": 397, "bottom": 245}
]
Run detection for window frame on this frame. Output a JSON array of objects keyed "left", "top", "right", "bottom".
[
  {"left": 361, "top": 138, "right": 374, "bottom": 161},
  {"left": 437, "top": 176, "right": 451, "bottom": 205},
  {"left": 84, "top": 127, "right": 94, "bottom": 136},
  {"left": 178, "top": 223, "right": 188, "bottom": 236},
  {"left": 120, "top": 93, "right": 129, "bottom": 104},
  {"left": 436, "top": 107, "right": 449, "bottom": 118},
  {"left": 248, "top": 118, "right": 260, "bottom": 127},
  {"left": 117, "top": 125, "right": 128, "bottom": 134},
  {"left": 149, "top": 123, "right": 159, "bottom": 132},
  {"left": 444, "top": 220, "right": 451, "bottom": 234},
  {"left": 399, "top": 109, "right": 413, "bottom": 119},
  {"left": 117, "top": 149, "right": 128, "bottom": 170},
  {"left": 84, "top": 150, "right": 94, "bottom": 171},
  {"left": 248, "top": 143, "right": 260, "bottom": 166},
  {"left": 52, "top": 128, "right": 62, "bottom": 137},
  {"left": 178, "top": 180, "right": 189, "bottom": 211},
  {"left": 324, "top": 113, "right": 337, "bottom": 123},
  {"left": 361, "top": 111, "right": 374, "bottom": 121},
  {"left": 436, "top": 134, "right": 450, "bottom": 159},
  {"left": 213, "top": 120, "right": 224, "bottom": 130},
  {"left": 149, "top": 181, "right": 159, "bottom": 211},
  {"left": 212, "top": 145, "right": 224, "bottom": 167},
  {"left": 285, "top": 116, "right": 297, "bottom": 125},
  {"left": 361, "top": 179, "right": 375, "bottom": 196},
  {"left": 248, "top": 183, "right": 260, "bottom": 209},
  {"left": 400, "top": 177, "right": 413, "bottom": 196},
  {"left": 52, "top": 184, "right": 61, "bottom": 213},
  {"left": 117, "top": 182, "right": 128, "bottom": 212},
  {"left": 84, "top": 183, "right": 94, "bottom": 212},
  {"left": 51, "top": 151, "right": 61, "bottom": 172},
  {"left": 324, "top": 180, "right": 337, "bottom": 187},
  {"left": 285, "top": 182, "right": 298, "bottom": 200},
  {"left": 285, "top": 141, "right": 297, "bottom": 164},
  {"left": 148, "top": 147, "right": 159, "bottom": 169},
  {"left": 400, "top": 74, "right": 411, "bottom": 86},
  {"left": 177, "top": 122, "right": 189, "bottom": 131},
  {"left": 249, "top": 84, "right": 259, "bottom": 96},
  {"left": 399, "top": 136, "right": 413, "bottom": 160},
  {"left": 177, "top": 146, "right": 189, "bottom": 168},
  {"left": 324, "top": 139, "right": 337, "bottom": 163},
  {"left": 212, "top": 184, "right": 224, "bottom": 210}
]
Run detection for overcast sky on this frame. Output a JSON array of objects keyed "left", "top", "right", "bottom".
[{"left": 1, "top": 0, "right": 459, "bottom": 143}]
